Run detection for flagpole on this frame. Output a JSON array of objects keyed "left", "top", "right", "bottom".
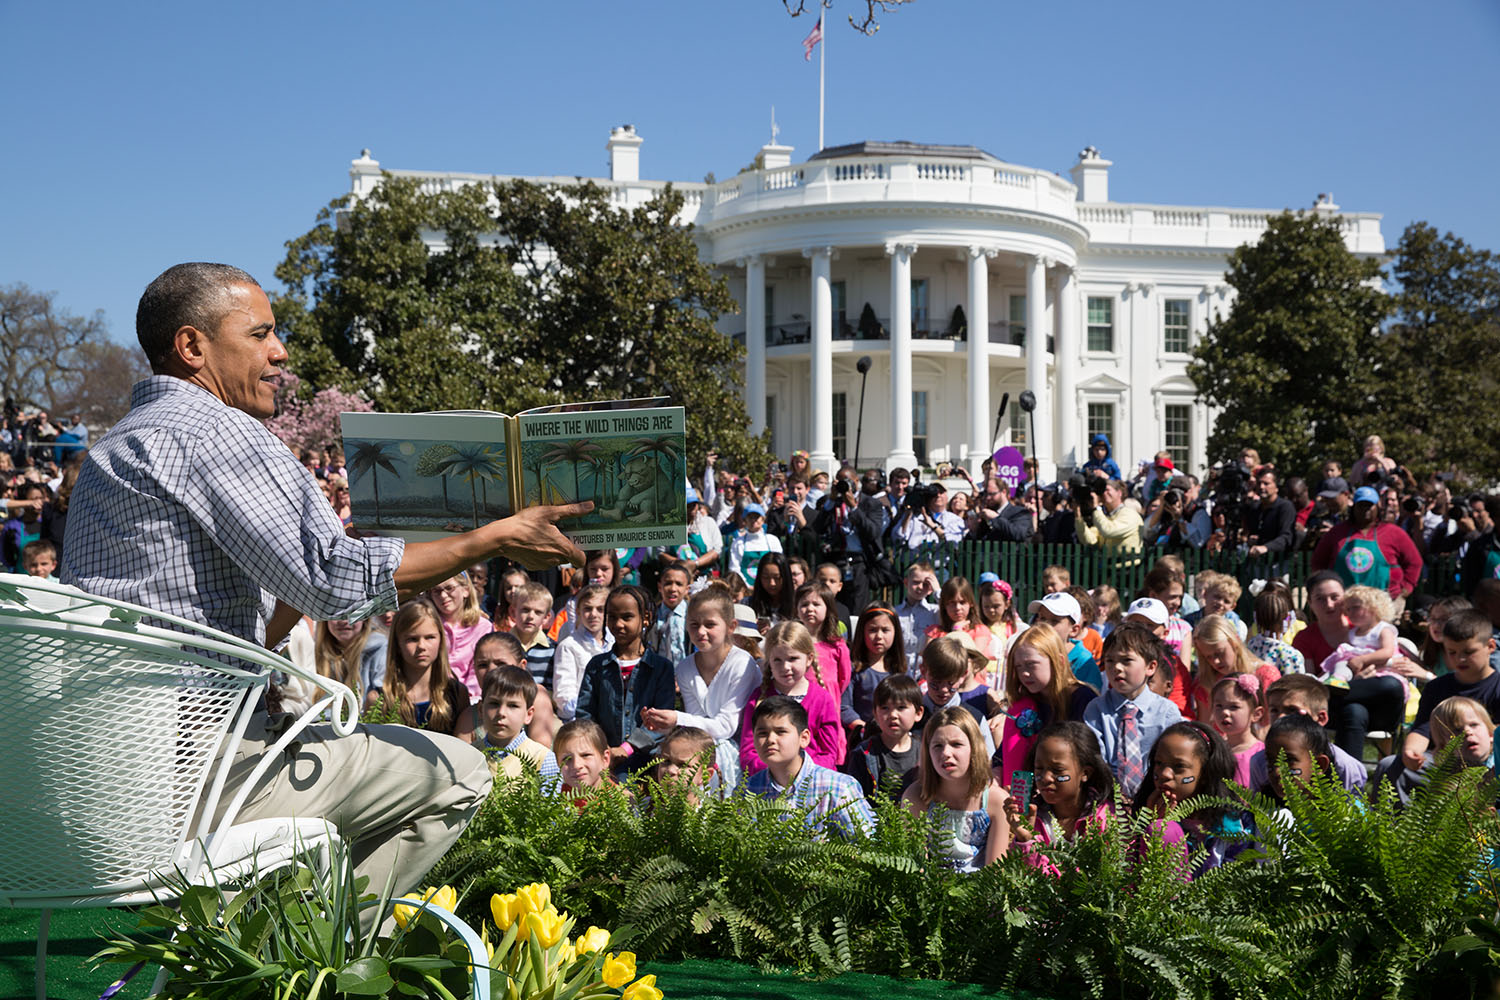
[{"left": 818, "top": 9, "right": 826, "bottom": 150}]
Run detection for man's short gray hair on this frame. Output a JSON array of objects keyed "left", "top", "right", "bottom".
[{"left": 136, "top": 262, "right": 261, "bottom": 372}]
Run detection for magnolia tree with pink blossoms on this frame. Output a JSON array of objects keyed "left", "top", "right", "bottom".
[{"left": 264, "top": 373, "right": 373, "bottom": 454}]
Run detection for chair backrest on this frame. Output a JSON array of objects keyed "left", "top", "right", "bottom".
[{"left": 0, "top": 575, "right": 268, "bottom": 902}]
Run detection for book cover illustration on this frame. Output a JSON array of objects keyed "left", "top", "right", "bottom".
[
  {"left": 340, "top": 404, "right": 687, "bottom": 547},
  {"left": 516, "top": 406, "right": 687, "bottom": 548},
  {"left": 340, "top": 412, "right": 513, "bottom": 539}
]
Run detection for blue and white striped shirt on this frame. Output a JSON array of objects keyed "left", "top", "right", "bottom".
[{"left": 61, "top": 376, "right": 404, "bottom": 648}]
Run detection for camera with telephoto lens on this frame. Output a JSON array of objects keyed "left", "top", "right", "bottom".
[
  {"left": 1068, "top": 473, "right": 1107, "bottom": 509},
  {"left": 901, "top": 473, "right": 940, "bottom": 512}
]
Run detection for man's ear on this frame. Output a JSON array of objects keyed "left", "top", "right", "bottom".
[
  {"left": 172, "top": 323, "right": 210, "bottom": 373},
  {"left": 1315, "top": 710, "right": 1330, "bottom": 727}
]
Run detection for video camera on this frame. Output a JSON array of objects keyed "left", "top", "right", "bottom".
[
  {"left": 900, "top": 473, "right": 942, "bottom": 513},
  {"left": 1068, "top": 473, "right": 1108, "bottom": 509}
]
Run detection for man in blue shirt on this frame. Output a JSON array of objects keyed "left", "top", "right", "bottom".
[{"left": 62, "top": 262, "right": 590, "bottom": 897}]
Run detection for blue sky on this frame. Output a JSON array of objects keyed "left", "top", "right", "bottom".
[{"left": 3, "top": 0, "right": 1497, "bottom": 345}]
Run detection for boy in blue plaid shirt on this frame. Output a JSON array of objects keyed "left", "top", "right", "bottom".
[{"left": 745, "top": 695, "right": 875, "bottom": 839}]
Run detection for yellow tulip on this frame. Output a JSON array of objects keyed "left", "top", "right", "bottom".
[
  {"left": 515, "top": 882, "right": 551, "bottom": 916},
  {"left": 525, "top": 909, "right": 567, "bottom": 948},
  {"left": 601, "top": 951, "right": 637, "bottom": 990},
  {"left": 556, "top": 939, "right": 577, "bottom": 966},
  {"left": 623, "top": 974, "right": 662, "bottom": 1000},
  {"left": 392, "top": 891, "right": 425, "bottom": 929},
  {"left": 392, "top": 885, "right": 454, "bottom": 928},
  {"left": 490, "top": 892, "right": 520, "bottom": 930},
  {"left": 577, "top": 926, "right": 611, "bottom": 955}
]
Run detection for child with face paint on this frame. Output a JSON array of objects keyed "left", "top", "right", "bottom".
[
  {"left": 1261, "top": 713, "right": 1340, "bottom": 822},
  {"left": 1004, "top": 722, "right": 1114, "bottom": 853},
  {"left": 1134, "top": 721, "right": 1250, "bottom": 876}
]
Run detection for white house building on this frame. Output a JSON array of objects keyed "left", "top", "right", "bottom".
[{"left": 349, "top": 128, "right": 1383, "bottom": 480}]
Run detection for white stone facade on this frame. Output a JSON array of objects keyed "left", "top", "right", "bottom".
[{"left": 349, "top": 132, "right": 1384, "bottom": 480}]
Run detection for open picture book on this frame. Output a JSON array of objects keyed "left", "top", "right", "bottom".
[{"left": 339, "top": 398, "right": 687, "bottom": 548}]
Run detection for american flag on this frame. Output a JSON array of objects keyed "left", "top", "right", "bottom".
[{"left": 802, "top": 14, "right": 823, "bottom": 61}]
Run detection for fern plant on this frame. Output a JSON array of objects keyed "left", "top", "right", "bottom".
[
  {"left": 1238, "top": 757, "right": 1500, "bottom": 1000},
  {"left": 429, "top": 757, "right": 1500, "bottom": 998}
]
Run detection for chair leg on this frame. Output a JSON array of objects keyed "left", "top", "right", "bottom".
[{"left": 35, "top": 908, "right": 49, "bottom": 1000}]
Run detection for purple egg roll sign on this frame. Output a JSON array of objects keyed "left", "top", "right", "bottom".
[{"left": 992, "top": 446, "right": 1027, "bottom": 489}]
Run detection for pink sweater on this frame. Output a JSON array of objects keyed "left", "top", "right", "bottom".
[
  {"left": 739, "top": 682, "right": 846, "bottom": 773},
  {"left": 813, "top": 638, "right": 852, "bottom": 703}
]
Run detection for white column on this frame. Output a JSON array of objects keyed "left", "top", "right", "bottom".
[
  {"left": 805, "top": 246, "right": 836, "bottom": 473},
  {"left": 1054, "top": 265, "right": 1080, "bottom": 472},
  {"left": 742, "top": 255, "right": 767, "bottom": 435},
  {"left": 1025, "top": 254, "right": 1054, "bottom": 474},
  {"left": 885, "top": 242, "right": 918, "bottom": 471},
  {"left": 965, "top": 246, "right": 995, "bottom": 475}
]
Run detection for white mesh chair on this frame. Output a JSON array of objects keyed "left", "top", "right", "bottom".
[{"left": 0, "top": 574, "right": 360, "bottom": 999}]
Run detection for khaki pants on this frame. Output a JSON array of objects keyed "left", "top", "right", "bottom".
[{"left": 212, "top": 715, "right": 492, "bottom": 897}]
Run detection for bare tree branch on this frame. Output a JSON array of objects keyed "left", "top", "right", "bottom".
[
  {"left": 781, "top": 0, "right": 914, "bottom": 35},
  {"left": 0, "top": 283, "right": 120, "bottom": 416}
]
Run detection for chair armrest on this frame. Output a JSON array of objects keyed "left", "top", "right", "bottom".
[{"left": 362, "top": 897, "right": 492, "bottom": 1000}]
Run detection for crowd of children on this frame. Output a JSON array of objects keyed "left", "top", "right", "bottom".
[{"left": 284, "top": 539, "right": 1500, "bottom": 878}]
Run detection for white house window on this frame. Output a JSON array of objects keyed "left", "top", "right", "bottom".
[
  {"left": 1087, "top": 297, "right": 1113, "bottom": 352},
  {"left": 1008, "top": 294, "right": 1026, "bottom": 347},
  {"left": 1163, "top": 299, "right": 1191, "bottom": 354},
  {"left": 1008, "top": 402, "right": 1027, "bottom": 448},
  {"left": 1087, "top": 402, "right": 1115, "bottom": 444},
  {"left": 1164, "top": 404, "right": 1191, "bottom": 468},
  {"left": 766, "top": 394, "right": 777, "bottom": 456},
  {"left": 765, "top": 285, "right": 775, "bottom": 336},
  {"left": 911, "top": 279, "right": 929, "bottom": 334},
  {"left": 831, "top": 280, "right": 848, "bottom": 335}
]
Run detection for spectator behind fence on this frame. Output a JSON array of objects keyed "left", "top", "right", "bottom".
[
  {"left": 1242, "top": 469, "right": 1297, "bottom": 560},
  {"left": 1074, "top": 478, "right": 1143, "bottom": 553}
]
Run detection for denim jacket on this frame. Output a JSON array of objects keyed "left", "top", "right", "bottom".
[{"left": 575, "top": 647, "right": 677, "bottom": 765}]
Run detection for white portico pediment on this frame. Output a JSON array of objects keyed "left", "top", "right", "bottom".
[{"left": 1078, "top": 372, "right": 1131, "bottom": 393}]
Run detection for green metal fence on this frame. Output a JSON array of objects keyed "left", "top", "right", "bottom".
[{"left": 752, "top": 535, "right": 1462, "bottom": 618}]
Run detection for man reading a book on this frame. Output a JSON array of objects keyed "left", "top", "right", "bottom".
[{"left": 61, "top": 262, "right": 591, "bottom": 898}]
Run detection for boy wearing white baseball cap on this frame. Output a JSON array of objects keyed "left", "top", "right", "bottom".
[
  {"left": 1123, "top": 597, "right": 1191, "bottom": 711},
  {"left": 1027, "top": 591, "right": 1102, "bottom": 690}
]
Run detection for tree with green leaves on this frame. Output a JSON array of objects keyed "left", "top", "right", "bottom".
[
  {"left": 438, "top": 444, "right": 507, "bottom": 529},
  {"left": 1378, "top": 222, "right": 1500, "bottom": 484},
  {"left": 347, "top": 440, "right": 402, "bottom": 524},
  {"left": 1188, "top": 211, "right": 1390, "bottom": 479},
  {"left": 414, "top": 442, "right": 459, "bottom": 515},
  {"left": 274, "top": 176, "right": 771, "bottom": 477}
]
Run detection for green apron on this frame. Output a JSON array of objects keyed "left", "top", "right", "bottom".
[{"left": 1335, "top": 530, "right": 1391, "bottom": 591}]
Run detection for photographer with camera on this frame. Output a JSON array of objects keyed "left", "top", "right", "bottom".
[
  {"left": 972, "top": 476, "right": 1033, "bottom": 544},
  {"left": 766, "top": 472, "right": 814, "bottom": 539},
  {"left": 1073, "top": 476, "right": 1143, "bottom": 553},
  {"left": 811, "top": 473, "right": 896, "bottom": 612},
  {"left": 890, "top": 477, "right": 966, "bottom": 551},
  {"left": 1143, "top": 475, "right": 1212, "bottom": 549}
]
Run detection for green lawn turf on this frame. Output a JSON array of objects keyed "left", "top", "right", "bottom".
[{"left": 0, "top": 907, "right": 1039, "bottom": 1000}]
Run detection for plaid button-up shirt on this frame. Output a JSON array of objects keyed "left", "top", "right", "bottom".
[
  {"left": 61, "top": 376, "right": 403, "bottom": 648},
  {"left": 745, "top": 752, "right": 875, "bottom": 839}
]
